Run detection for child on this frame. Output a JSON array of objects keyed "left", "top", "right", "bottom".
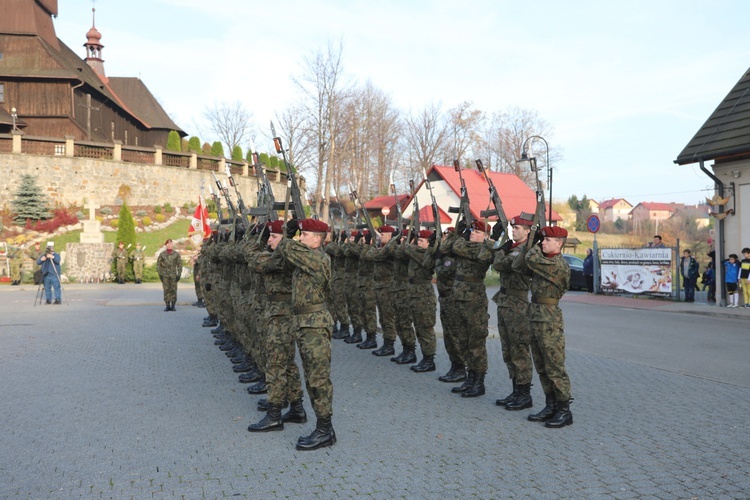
[
  {"left": 740, "top": 248, "right": 750, "bottom": 308},
  {"left": 724, "top": 254, "right": 741, "bottom": 308},
  {"left": 702, "top": 262, "right": 716, "bottom": 303}
]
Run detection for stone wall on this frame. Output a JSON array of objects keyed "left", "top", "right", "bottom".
[
  {"left": 65, "top": 242, "right": 115, "bottom": 283},
  {"left": 0, "top": 152, "right": 301, "bottom": 209}
]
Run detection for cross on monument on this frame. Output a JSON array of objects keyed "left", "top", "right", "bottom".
[{"left": 85, "top": 200, "right": 100, "bottom": 221}]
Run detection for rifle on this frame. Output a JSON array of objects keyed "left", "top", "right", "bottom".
[
  {"left": 247, "top": 151, "right": 279, "bottom": 224},
  {"left": 270, "top": 121, "right": 306, "bottom": 220},
  {"left": 475, "top": 159, "right": 510, "bottom": 244},
  {"left": 405, "top": 179, "right": 420, "bottom": 241},
  {"left": 350, "top": 188, "right": 379, "bottom": 244},
  {"left": 422, "top": 168, "right": 442, "bottom": 238},
  {"left": 212, "top": 170, "right": 236, "bottom": 223},
  {"left": 209, "top": 184, "right": 224, "bottom": 222},
  {"left": 225, "top": 163, "right": 250, "bottom": 229},
  {"left": 384, "top": 170, "right": 403, "bottom": 228},
  {"left": 448, "top": 159, "right": 474, "bottom": 228},
  {"left": 525, "top": 153, "right": 547, "bottom": 249}
]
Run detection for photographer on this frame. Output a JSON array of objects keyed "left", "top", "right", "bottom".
[{"left": 36, "top": 242, "right": 62, "bottom": 305}]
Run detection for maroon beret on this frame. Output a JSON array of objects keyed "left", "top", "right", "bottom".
[
  {"left": 164, "top": 239, "right": 173, "bottom": 245},
  {"left": 541, "top": 226, "right": 568, "bottom": 238},
  {"left": 362, "top": 229, "right": 370, "bottom": 236},
  {"left": 418, "top": 229, "right": 433, "bottom": 239},
  {"left": 299, "top": 219, "right": 329, "bottom": 233},
  {"left": 471, "top": 220, "right": 488, "bottom": 232},
  {"left": 268, "top": 220, "right": 284, "bottom": 234},
  {"left": 446, "top": 227, "right": 455, "bottom": 233},
  {"left": 350, "top": 230, "right": 360, "bottom": 237},
  {"left": 379, "top": 225, "right": 396, "bottom": 233},
  {"left": 510, "top": 214, "right": 534, "bottom": 227}
]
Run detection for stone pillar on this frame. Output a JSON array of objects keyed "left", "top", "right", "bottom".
[
  {"left": 219, "top": 157, "right": 226, "bottom": 173},
  {"left": 154, "top": 145, "right": 163, "bottom": 165},
  {"left": 113, "top": 140, "right": 122, "bottom": 161},
  {"left": 65, "top": 135, "right": 75, "bottom": 157},
  {"left": 242, "top": 161, "right": 249, "bottom": 177},
  {"left": 11, "top": 130, "right": 23, "bottom": 154},
  {"left": 190, "top": 153, "right": 198, "bottom": 169}
]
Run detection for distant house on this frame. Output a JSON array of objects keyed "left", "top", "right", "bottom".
[
  {"left": 597, "top": 198, "right": 633, "bottom": 223},
  {"left": 630, "top": 202, "right": 685, "bottom": 230},
  {"left": 671, "top": 205, "right": 711, "bottom": 230},
  {"left": 588, "top": 199, "right": 600, "bottom": 213},
  {"left": 401, "top": 165, "right": 562, "bottom": 230},
  {"left": 363, "top": 194, "right": 410, "bottom": 224},
  {"left": 675, "top": 66, "right": 750, "bottom": 301}
]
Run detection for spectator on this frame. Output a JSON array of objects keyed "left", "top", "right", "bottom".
[
  {"left": 702, "top": 262, "right": 716, "bottom": 303},
  {"left": 36, "top": 242, "right": 62, "bottom": 305},
  {"left": 724, "top": 254, "right": 741, "bottom": 308},
  {"left": 680, "top": 249, "right": 699, "bottom": 302},
  {"left": 583, "top": 248, "right": 594, "bottom": 294},
  {"left": 740, "top": 247, "right": 750, "bottom": 308},
  {"left": 649, "top": 235, "right": 665, "bottom": 248}
]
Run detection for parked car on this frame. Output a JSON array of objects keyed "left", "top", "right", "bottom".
[{"left": 562, "top": 254, "right": 587, "bottom": 291}]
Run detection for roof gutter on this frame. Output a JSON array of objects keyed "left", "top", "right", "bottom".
[
  {"left": 70, "top": 79, "right": 84, "bottom": 119},
  {"left": 700, "top": 160, "right": 726, "bottom": 305}
]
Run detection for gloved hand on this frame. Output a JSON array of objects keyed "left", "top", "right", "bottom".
[
  {"left": 394, "top": 231, "right": 403, "bottom": 244},
  {"left": 354, "top": 233, "right": 363, "bottom": 244},
  {"left": 491, "top": 222, "right": 504, "bottom": 241},
  {"left": 499, "top": 238, "right": 513, "bottom": 253},
  {"left": 364, "top": 232, "right": 372, "bottom": 245},
  {"left": 462, "top": 228, "right": 471, "bottom": 241},
  {"left": 340, "top": 230, "right": 347, "bottom": 242},
  {"left": 428, "top": 231, "right": 437, "bottom": 246},
  {"left": 532, "top": 230, "right": 544, "bottom": 246},
  {"left": 409, "top": 231, "right": 417, "bottom": 244},
  {"left": 260, "top": 223, "right": 270, "bottom": 244},
  {"left": 456, "top": 219, "right": 467, "bottom": 236},
  {"left": 286, "top": 219, "right": 299, "bottom": 239},
  {"left": 330, "top": 231, "right": 338, "bottom": 243}
]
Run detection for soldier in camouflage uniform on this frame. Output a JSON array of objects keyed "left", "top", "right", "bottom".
[
  {"left": 443, "top": 220, "right": 493, "bottom": 397},
  {"left": 390, "top": 230, "right": 418, "bottom": 363},
  {"left": 435, "top": 228, "right": 465, "bottom": 382},
  {"left": 491, "top": 215, "right": 534, "bottom": 410},
  {"left": 130, "top": 243, "right": 145, "bottom": 284},
  {"left": 514, "top": 226, "right": 573, "bottom": 428},
  {"left": 27, "top": 241, "right": 43, "bottom": 285},
  {"left": 112, "top": 242, "right": 129, "bottom": 284},
  {"left": 325, "top": 230, "right": 350, "bottom": 339},
  {"left": 201, "top": 232, "right": 221, "bottom": 328},
  {"left": 342, "top": 231, "right": 365, "bottom": 344},
  {"left": 275, "top": 218, "right": 336, "bottom": 451},
  {"left": 247, "top": 220, "right": 306, "bottom": 432},
  {"left": 157, "top": 239, "right": 181, "bottom": 311},
  {"left": 9, "top": 246, "right": 23, "bottom": 285},
  {"left": 353, "top": 230, "right": 379, "bottom": 349},
  {"left": 363, "top": 225, "right": 398, "bottom": 356},
  {"left": 404, "top": 229, "right": 438, "bottom": 372}
]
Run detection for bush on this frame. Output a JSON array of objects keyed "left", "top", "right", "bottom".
[
  {"left": 208, "top": 211, "right": 218, "bottom": 220},
  {"left": 135, "top": 210, "right": 147, "bottom": 217},
  {"left": 163, "top": 202, "right": 174, "bottom": 213},
  {"left": 96, "top": 216, "right": 103, "bottom": 223},
  {"left": 111, "top": 219, "right": 119, "bottom": 228},
  {"left": 24, "top": 207, "right": 79, "bottom": 233},
  {"left": 142, "top": 216, "right": 152, "bottom": 226},
  {"left": 166, "top": 130, "right": 182, "bottom": 152},
  {"left": 155, "top": 214, "right": 165, "bottom": 223},
  {"left": 75, "top": 211, "right": 85, "bottom": 220},
  {"left": 153, "top": 205, "right": 162, "bottom": 215},
  {"left": 100, "top": 207, "right": 113, "bottom": 215}
]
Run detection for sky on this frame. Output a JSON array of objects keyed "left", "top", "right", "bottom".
[{"left": 53, "top": 0, "right": 750, "bottom": 206}]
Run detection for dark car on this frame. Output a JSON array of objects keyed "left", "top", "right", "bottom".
[{"left": 562, "top": 254, "right": 587, "bottom": 291}]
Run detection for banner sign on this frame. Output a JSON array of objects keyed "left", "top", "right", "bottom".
[{"left": 600, "top": 248, "right": 672, "bottom": 297}]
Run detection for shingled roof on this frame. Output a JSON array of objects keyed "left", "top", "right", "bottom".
[
  {"left": 675, "top": 67, "right": 750, "bottom": 165},
  {"left": 108, "top": 77, "right": 184, "bottom": 134}
]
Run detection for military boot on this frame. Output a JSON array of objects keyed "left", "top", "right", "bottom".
[
  {"left": 164, "top": 301, "right": 171, "bottom": 312},
  {"left": 495, "top": 380, "right": 518, "bottom": 406},
  {"left": 238, "top": 367, "right": 263, "bottom": 383},
  {"left": 282, "top": 399, "right": 307, "bottom": 424},
  {"left": 357, "top": 333, "right": 378, "bottom": 349},
  {"left": 545, "top": 400, "right": 573, "bottom": 428},
  {"left": 247, "top": 403, "right": 283, "bottom": 432},
  {"left": 372, "top": 339, "right": 395, "bottom": 357},
  {"left": 461, "top": 372, "right": 486, "bottom": 398},
  {"left": 395, "top": 345, "right": 417, "bottom": 365},
  {"left": 410, "top": 354, "right": 436, "bottom": 372},
  {"left": 203, "top": 315, "right": 218, "bottom": 327},
  {"left": 332, "top": 323, "right": 350, "bottom": 340},
  {"left": 170, "top": 301, "right": 176, "bottom": 311},
  {"left": 528, "top": 393, "right": 556, "bottom": 422},
  {"left": 344, "top": 327, "right": 363, "bottom": 344},
  {"left": 438, "top": 362, "right": 466, "bottom": 383},
  {"left": 295, "top": 416, "right": 336, "bottom": 451},
  {"left": 505, "top": 383, "right": 533, "bottom": 411},
  {"left": 210, "top": 323, "right": 225, "bottom": 335},
  {"left": 232, "top": 360, "right": 255, "bottom": 373},
  {"left": 257, "top": 398, "right": 288, "bottom": 412},
  {"left": 452, "top": 370, "right": 476, "bottom": 393},
  {"left": 246, "top": 375, "right": 267, "bottom": 394}
]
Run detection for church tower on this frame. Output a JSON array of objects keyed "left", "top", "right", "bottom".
[{"left": 83, "top": 8, "right": 106, "bottom": 81}]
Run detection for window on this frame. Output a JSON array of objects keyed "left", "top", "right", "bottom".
[
  {"left": 111, "top": 121, "right": 115, "bottom": 140},
  {"left": 0, "top": 83, "right": 5, "bottom": 103}
]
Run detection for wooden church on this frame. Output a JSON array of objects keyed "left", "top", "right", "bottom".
[{"left": 0, "top": 0, "right": 184, "bottom": 146}]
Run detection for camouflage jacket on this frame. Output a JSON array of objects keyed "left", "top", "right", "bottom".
[
  {"left": 404, "top": 243, "right": 435, "bottom": 282},
  {"left": 247, "top": 244, "right": 293, "bottom": 317},
  {"left": 434, "top": 240, "right": 457, "bottom": 298},
  {"left": 446, "top": 232, "right": 493, "bottom": 301},
  {"left": 362, "top": 239, "right": 396, "bottom": 289},
  {"left": 491, "top": 242, "right": 531, "bottom": 306},
  {"left": 157, "top": 250, "right": 182, "bottom": 279},
  {"left": 513, "top": 246, "right": 569, "bottom": 321}
]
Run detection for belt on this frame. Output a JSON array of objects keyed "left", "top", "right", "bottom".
[
  {"left": 455, "top": 275, "right": 484, "bottom": 283},
  {"left": 500, "top": 286, "right": 528, "bottom": 298},
  {"left": 267, "top": 293, "right": 292, "bottom": 302},
  {"left": 294, "top": 303, "right": 327, "bottom": 314},
  {"left": 409, "top": 278, "right": 432, "bottom": 285},
  {"left": 532, "top": 297, "right": 559, "bottom": 305}
]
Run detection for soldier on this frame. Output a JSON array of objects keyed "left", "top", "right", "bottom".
[
  {"left": 342, "top": 230, "right": 364, "bottom": 344},
  {"left": 403, "top": 229, "right": 438, "bottom": 372},
  {"left": 130, "top": 243, "right": 145, "bottom": 284},
  {"left": 112, "top": 242, "right": 129, "bottom": 284},
  {"left": 444, "top": 220, "right": 493, "bottom": 397},
  {"left": 491, "top": 214, "right": 534, "bottom": 410},
  {"left": 514, "top": 226, "right": 574, "bottom": 428},
  {"left": 435, "top": 228, "right": 465, "bottom": 382},
  {"left": 352, "top": 229, "right": 379, "bottom": 350},
  {"left": 28, "top": 241, "right": 43, "bottom": 285},
  {"left": 364, "top": 225, "right": 398, "bottom": 356},
  {"left": 156, "top": 239, "right": 181, "bottom": 311},
  {"left": 275, "top": 218, "right": 336, "bottom": 451},
  {"left": 390, "top": 229, "right": 418, "bottom": 364},
  {"left": 9, "top": 245, "right": 23, "bottom": 285}
]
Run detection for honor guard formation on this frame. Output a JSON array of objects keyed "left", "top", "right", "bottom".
[{"left": 191, "top": 129, "right": 574, "bottom": 452}]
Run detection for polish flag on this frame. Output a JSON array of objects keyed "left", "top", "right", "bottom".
[{"left": 189, "top": 196, "right": 211, "bottom": 244}]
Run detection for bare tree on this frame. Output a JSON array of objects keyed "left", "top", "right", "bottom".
[
  {"left": 444, "top": 101, "right": 485, "bottom": 166},
  {"left": 403, "top": 101, "right": 449, "bottom": 180},
  {"left": 202, "top": 101, "right": 255, "bottom": 156}
]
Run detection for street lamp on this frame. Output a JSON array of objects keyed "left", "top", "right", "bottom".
[
  {"left": 516, "top": 135, "right": 551, "bottom": 223},
  {"left": 11, "top": 107, "right": 17, "bottom": 131}
]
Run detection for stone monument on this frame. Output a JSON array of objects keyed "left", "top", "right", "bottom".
[{"left": 65, "top": 200, "right": 115, "bottom": 282}]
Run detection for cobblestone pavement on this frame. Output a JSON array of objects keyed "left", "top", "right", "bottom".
[{"left": 1, "top": 284, "right": 749, "bottom": 498}]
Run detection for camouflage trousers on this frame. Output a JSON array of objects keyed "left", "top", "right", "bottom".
[
  {"left": 496, "top": 296, "right": 533, "bottom": 385},
  {"left": 10, "top": 261, "right": 21, "bottom": 281},
  {"left": 203, "top": 275, "right": 219, "bottom": 316},
  {"left": 247, "top": 296, "right": 267, "bottom": 372},
  {"left": 529, "top": 304, "right": 571, "bottom": 401},
  {"left": 133, "top": 261, "right": 144, "bottom": 281},
  {"left": 329, "top": 276, "right": 349, "bottom": 325},
  {"left": 229, "top": 281, "right": 246, "bottom": 347},
  {"left": 294, "top": 318, "right": 333, "bottom": 419},
  {"left": 116, "top": 260, "right": 127, "bottom": 280},
  {"left": 392, "top": 283, "right": 416, "bottom": 347},
  {"left": 408, "top": 283, "right": 437, "bottom": 356},
  {"left": 357, "top": 280, "right": 378, "bottom": 335},
  {"left": 439, "top": 294, "right": 463, "bottom": 366},
  {"left": 454, "top": 293, "right": 490, "bottom": 373},
  {"left": 344, "top": 277, "right": 362, "bottom": 330},
  {"left": 161, "top": 276, "right": 178, "bottom": 303},
  {"left": 265, "top": 313, "right": 304, "bottom": 405},
  {"left": 374, "top": 284, "right": 397, "bottom": 341}
]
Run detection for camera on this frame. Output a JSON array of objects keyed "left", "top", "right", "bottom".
[{"left": 45, "top": 248, "right": 53, "bottom": 255}]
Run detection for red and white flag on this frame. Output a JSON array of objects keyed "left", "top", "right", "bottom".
[{"left": 189, "top": 195, "right": 211, "bottom": 244}]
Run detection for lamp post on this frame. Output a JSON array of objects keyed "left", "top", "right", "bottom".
[
  {"left": 11, "top": 107, "right": 17, "bottom": 131},
  {"left": 516, "top": 135, "right": 551, "bottom": 222}
]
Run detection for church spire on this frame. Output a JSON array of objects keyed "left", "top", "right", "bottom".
[{"left": 83, "top": 7, "right": 106, "bottom": 81}]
